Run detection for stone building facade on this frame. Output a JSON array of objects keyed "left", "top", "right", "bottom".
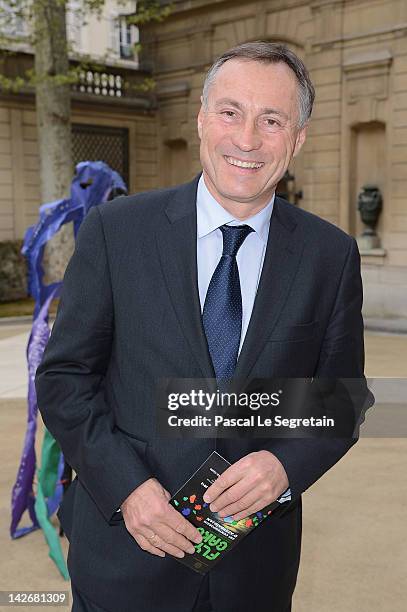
[
  {"left": 0, "top": 0, "right": 157, "bottom": 243},
  {"left": 0, "top": 0, "right": 406, "bottom": 318},
  {"left": 144, "top": 0, "right": 407, "bottom": 319}
]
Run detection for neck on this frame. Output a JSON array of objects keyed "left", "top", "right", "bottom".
[{"left": 202, "top": 172, "right": 274, "bottom": 220}]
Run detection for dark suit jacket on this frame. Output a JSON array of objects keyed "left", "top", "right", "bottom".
[{"left": 35, "top": 174, "right": 368, "bottom": 612}]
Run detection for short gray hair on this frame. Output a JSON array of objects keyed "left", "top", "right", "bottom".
[{"left": 202, "top": 41, "right": 315, "bottom": 128}]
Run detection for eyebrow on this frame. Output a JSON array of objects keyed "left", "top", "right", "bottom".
[{"left": 213, "top": 98, "right": 288, "bottom": 119}]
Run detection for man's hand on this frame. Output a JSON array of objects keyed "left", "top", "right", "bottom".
[
  {"left": 203, "top": 451, "right": 289, "bottom": 521},
  {"left": 121, "top": 478, "right": 202, "bottom": 558}
]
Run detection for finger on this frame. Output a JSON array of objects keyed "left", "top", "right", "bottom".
[
  {"left": 135, "top": 533, "right": 166, "bottom": 558},
  {"left": 167, "top": 506, "right": 203, "bottom": 544},
  {"left": 232, "top": 501, "right": 267, "bottom": 522},
  {"left": 203, "top": 463, "right": 244, "bottom": 503},
  {"left": 136, "top": 524, "right": 186, "bottom": 559},
  {"left": 155, "top": 523, "right": 196, "bottom": 555},
  {"left": 209, "top": 477, "right": 254, "bottom": 513},
  {"left": 139, "top": 527, "right": 187, "bottom": 558},
  {"left": 215, "top": 488, "right": 260, "bottom": 518},
  {"left": 145, "top": 531, "right": 186, "bottom": 559}
]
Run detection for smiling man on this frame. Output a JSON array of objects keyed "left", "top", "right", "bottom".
[
  {"left": 36, "top": 42, "right": 367, "bottom": 612},
  {"left": 197, "top": 58, "right": 306, "bottom": 219}
]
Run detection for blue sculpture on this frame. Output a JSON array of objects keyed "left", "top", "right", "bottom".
[{"left": 11, "top": 161, "right": 127, "bottom": 578}]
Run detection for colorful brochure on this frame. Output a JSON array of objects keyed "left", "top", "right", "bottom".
[{"left": 169, "top": 451, "right": 281, "bottom": 574}]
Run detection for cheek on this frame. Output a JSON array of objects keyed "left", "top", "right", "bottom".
[
  {"left": 273, "top": 141, "right": 295, "bottom": 166},
  {"left": 268, "top": 148, "right": 290, "bottom": 168},
  {"left": 202, "top": 131, "right": 218, "bottom": 153},
  {"left": 207, "top": 124, "right": 231, "bottom": 147}
]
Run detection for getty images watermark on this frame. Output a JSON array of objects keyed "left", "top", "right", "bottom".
[
  {"left": 166, "top": 388, "right": 335, "bottom": 430},
  {"left": 156, "top": 378, "right": 377, "bottom": 438}
]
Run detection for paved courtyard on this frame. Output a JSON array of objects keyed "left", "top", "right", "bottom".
[{"left": 0, "top": 321, "right": 406, "bottom": 611}]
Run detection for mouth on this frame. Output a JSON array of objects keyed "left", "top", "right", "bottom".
[{"left": 224, "top": 155, "right": 264, "bottom": 170}]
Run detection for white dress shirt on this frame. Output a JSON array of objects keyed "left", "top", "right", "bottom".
[
  {"left": 196, "top": 174, "right": 291, "bottom": 504},
  {"left": 196, "top": 174, "right": 274, "bottom": 354}
]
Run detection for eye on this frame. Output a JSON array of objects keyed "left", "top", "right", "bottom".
[
  {"left": 221, "top": 110, "right": 236, "bottom": 118},
  {"left": 265, "top": 118, "right": 279, "bottom": 127}
]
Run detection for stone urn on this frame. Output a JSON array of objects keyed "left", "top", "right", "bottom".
[{"left": 357, "top": 184, "right": 383, "bottom": 249}]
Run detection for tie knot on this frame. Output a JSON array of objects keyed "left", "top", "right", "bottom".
[{"left": 220, "top": 224, "right": 254, "bottom": 258}]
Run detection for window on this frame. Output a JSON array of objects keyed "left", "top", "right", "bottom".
[
  {"left": 110, "top": 13, "right": 139, "bottom": 62},
  {"left": 66, "top": 0, "right": 83, "bottom": 52},
  {"left": 0, "top": 0, "right": 28, "bottom": 38},
  {"left": 72, "top": 124, "right": 129, "bottom": 189},
  {"left": 119, "top": 16, "right": 138, "bottom": 60}
]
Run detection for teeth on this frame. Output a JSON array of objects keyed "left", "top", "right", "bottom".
[{"left": 225, "top": 156, "right": 263, "bottom": 169}]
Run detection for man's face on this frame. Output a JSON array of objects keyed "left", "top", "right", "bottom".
[{"left": 197, "top": 59, "right": 307, "bottom": 215}]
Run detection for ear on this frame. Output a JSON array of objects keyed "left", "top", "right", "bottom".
[
  {"left": 292, "top": 125, "right": 307, "bottom": 158},
  {"left": 197, "top": 104, "right": 204, "bottom": 140}
]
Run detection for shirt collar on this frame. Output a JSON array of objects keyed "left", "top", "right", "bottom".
[{"left": 196, "top": 173, "right": 274, "bottom": 243}]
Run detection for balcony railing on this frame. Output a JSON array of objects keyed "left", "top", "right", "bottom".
[
  {"left": 72, "top": 70, "right": 123, "bottom": 98},
  {"left": 0, "top": 50, "right": 153, "bottom": 109}
]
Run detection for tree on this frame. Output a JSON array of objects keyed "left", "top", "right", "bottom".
[
  {"left": 0, "top": 0, "right": 171, "bottom": 279},
  {"left": 33, "top": 0, "right": 74, "bottom": 280}
]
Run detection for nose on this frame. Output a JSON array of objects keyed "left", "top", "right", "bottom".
[{"left": 231, "top": 118, "right": 262, "bottom": 152}]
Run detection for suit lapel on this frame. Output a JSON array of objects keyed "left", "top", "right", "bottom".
[
  {"left": 156, "top": 175, "right": 216, "bottom": 380},
  {"left": 156, "top": 180, "right": 304, "bottom": 383},
  {"left": 234, "top": 198, "right": 305, "bottom": 380}
]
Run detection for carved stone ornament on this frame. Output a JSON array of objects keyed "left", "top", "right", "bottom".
[{"left": 357, "top": 184, "right": 383, "bottom": 249}]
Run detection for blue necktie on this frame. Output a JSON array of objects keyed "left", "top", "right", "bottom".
[{"left": 203, "top": 224, "right": 254, "bottom": 380}]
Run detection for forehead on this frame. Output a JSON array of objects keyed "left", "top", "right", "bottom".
[{"left": 208, "top": 59, "right": 299, "bottom": 115}]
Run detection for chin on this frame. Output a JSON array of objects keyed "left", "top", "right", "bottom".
[
  {"left": 218, "top": 181, "right": 258, "bottom": 198},
  {"left": 222, "top": 191, "right": 262, "bottom": 204}
]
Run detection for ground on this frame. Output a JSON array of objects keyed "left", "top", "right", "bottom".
[{"left": 0, "top": 323, "right": 406, "bottom": 611}]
